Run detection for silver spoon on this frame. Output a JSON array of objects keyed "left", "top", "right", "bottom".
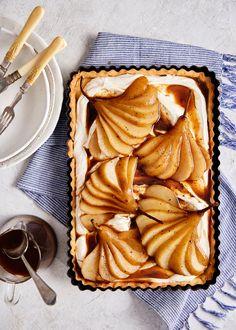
[{"left": 3, "top": 231, "right": 56, "bottom": 305}]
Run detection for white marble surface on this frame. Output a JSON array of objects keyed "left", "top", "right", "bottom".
[{"left": 1, "top": 0, "right": 236, "bottom": 329}]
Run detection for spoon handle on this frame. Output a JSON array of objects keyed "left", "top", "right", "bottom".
[{"left": 21, "top": 254, "right": 56, "bottom": 305}]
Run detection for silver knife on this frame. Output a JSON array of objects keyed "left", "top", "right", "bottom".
[{"left": 0, "top": 6, "right": 44, "bottom": 78}]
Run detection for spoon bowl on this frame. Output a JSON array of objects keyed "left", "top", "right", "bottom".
[{"left": 3, "top": 230, "right": 28, "bottom": 260}]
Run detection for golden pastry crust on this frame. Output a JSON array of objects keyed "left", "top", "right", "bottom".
[{"left": 68, "top": 67, "right": 217, "bottom": 289}]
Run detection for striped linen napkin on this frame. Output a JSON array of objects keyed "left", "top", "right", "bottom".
[{"left": 18, "top": 32, "right": 236, "bottom": 329}]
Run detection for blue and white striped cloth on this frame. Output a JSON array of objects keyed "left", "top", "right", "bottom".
[{"left": 18, "top": 33, "right": 236, "bottom": 330}]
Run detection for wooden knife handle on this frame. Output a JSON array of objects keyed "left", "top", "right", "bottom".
[
  {"left": 26, "top": 36, "right": 66, "bottom": 86},
  {"left": 5, "top": 6, "right": 45, "bottom": 63}
]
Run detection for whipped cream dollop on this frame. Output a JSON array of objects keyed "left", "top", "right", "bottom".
[
  {"left": 106, "top": 215, "right": 131, "bottom": 232},
  {"left": 74, "top": 73, "right": 210, "bottom": 281}
]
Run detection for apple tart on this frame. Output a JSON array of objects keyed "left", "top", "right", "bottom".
[{"left": 68, "top": 67, "right": 220, "bottom": 289}]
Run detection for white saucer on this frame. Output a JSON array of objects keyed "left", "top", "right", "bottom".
[{"left": 0, "top": 17, "right": 63, "bottom": 169}]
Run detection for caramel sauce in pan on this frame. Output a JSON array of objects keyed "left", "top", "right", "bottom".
[
  {"left": 129, "top": 265, "right": 173, "bottom": 279},
  {"left": 86, "top": 233, "right": 97, "bottom": 254},
  {"left": 166, "top": 85, "right": 192, "bottom": 108},
  {"left": 185, "top": 92, "right": 204, "bottom": 143},
  {"left": 86, "top": 101, "right": 97, "bottom": 132},
  {"left": 154, "top": 105, "right": 172, "bottom": 132},
  {"left": 186, "top": 179, "right": 211, "bottom": 203},
  {"left": 194, "top": 78, "right": 209, "bottom": 101},
  {"left": 134, "top": 168, "right": 162, "bottom": 185}
]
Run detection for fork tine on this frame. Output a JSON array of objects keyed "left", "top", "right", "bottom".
[
  {"left": 0, "top": 109, "right": 14, "bottom": 135},
  {"left": 0, "top": 118, "right": 13, "bottom": 134}
]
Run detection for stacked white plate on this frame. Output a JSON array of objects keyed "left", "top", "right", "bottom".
[{"left": 0, "top": 17, "right": 63, "bottom": 168}]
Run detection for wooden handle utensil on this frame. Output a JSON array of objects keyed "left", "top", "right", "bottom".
[{"left": 5, "top": 6, "right": 45, "bottom": 63}]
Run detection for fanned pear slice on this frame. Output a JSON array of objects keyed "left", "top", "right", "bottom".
[
  {"left": 81, "top": 226, "right": 148, "bottom": 282},
  {"left": 80, "top": 214, "right": 113, "bottom": 231},
  {"left": 136, "top": 116, "right": 210, "bottom": 181},
  {"left": 87, "top": 76, "right": 159, "bottom": 160},
  {"left": 144, "top": 185, "right": 179, "bottom": 207},
  {"left": 89, "top": 131, "right": 107, "bottom": 160},
  {"left": 139, "top": 197, "right": 187, "bottom": 222},
  {"left": 100, "top": 112, "right": 145, "bottom": 145},
  {"left": 136, "top": 185, "right": 210, "bottom": 276},
  {"left": 96, "top": 118, "right": 118, "bottom": 158},
  {"left": 188, "top": 131, "right": 208, "bottom": 180},
  {"left": 81, "top": 245, "right": 100, "bottom": 281},
  {"left": 99, "top": 115, "right": 133, "bottom": 155},
  {"left": 171, "top": 132, "right": 194, "bottom": 181},
  {"left": 98, "top": 104, "right": 154, "bottom": 138},
  {"left": 103, "top": 243, "right": 128, "bottom": 279},
  {"left": 134, "top": 135, "right": 164, "bottom": 158},
  {"left": 80, "top": 157, "right": 138, "bottom": 215},
  {"left": 99, "top": 245, "right": 117, "bottom": 282}
]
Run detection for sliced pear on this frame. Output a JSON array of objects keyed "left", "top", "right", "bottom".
[
  {"left": 185, "top": 238, "right": 208, "bottom": 275},
  {"left": 136, "top": 215, "right": 156, "bottom": 234},
  {"left": 115, "top": 156, "right": 129, "bottom": 192},
  {"left": 87, "top": 76, "right": 159, "bottom": 157},
  {"left": 98, "top": 104, "right": 154, "bottom": 138},
  {"left": 80, "top": 199, "right": 122, "bottom": 215},
  {"left": 123, "top": 76, "right": 148, "bottom": 97},
  {"left": 112, "top": 239, "right": 143, "bottom": 265},
  {"left": 168, "top": 230, "right": 193, "bottom": 275},
  {"left": 81, "top": 225, "right": 148, "bottom": 282},
  {"left": 136, "top": 116, "right": 210, "bottom": 181},
  {"left": 141, "top": 144, "right": 172, "bottom": 177},
  {"left": 108, "top": 242, "right": 141, "bottom": 274},
  {"left": 90, "top": 170, "right": 120, "bottom": 196},
  {"left": 136, "top": 184, "right": 209, "bottom": 276},
  {"left": 139, "top": 198, "right": 186, "bottom": 221},
  {"left": 99, "top": 245, "right": 117, "bottom": 281},
  {"left": 126, "top": 157, "right": 138, "bottom": 191},
  {"left": 157, "top": 136, "right": 182, "bottom": 179},
  {"left": 138, "top": 137, "right": 168, "bottom": 167},
  {"left": 96, "top": 118, "right": 118, "bottom": 158},
  {"left": 100, "top": 112, "right": 145, "bottom": 145},
  {"left": 81, "top": 157, "right": 137, "bottom": 215},
  {"left": 129, "top": 265, "right": 174, "bottom": 279},
  {"left": 98, "top": 102, "right": 158, "bottom": 127},
  {"left": 89, "top": 131, "right": 107, "bottom": 160},
  {"left": 171, "top": 132, "right": 194, "bottom": 181},
  {"left": 80, "top": 214, "right": 113, "bottom": 231},
  {"left": 99, "top": 115, "right": 133, "bottom": 155},
  {"left": 142, "top": 218, "right": 184, "bottom": 246},
  {"left": 81, "top": 245, "right": 100, "bottom": 281},
  {"left": 81, "top": 187, "right": 131, "bottom": 211},
  {"left": 103, "top": 243, "right": 128, "bottom": 279},
  {"left": 188, "top": 131, "right": 207, "bottom": 180},
  {"left": 134, "top": 135, "right": 164, "bottom": 158},
  {"left": 147, "top": 221, "right": 189, "bottom": 257},
  {"left": 144, "top": 185, "right": 179, "bottom": 207}
]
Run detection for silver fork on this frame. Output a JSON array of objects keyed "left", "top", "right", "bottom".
[
  {"left": 0, "top": 36, "right": 66, "bottom": 135},
  {"left": 0, "top": 85, "right": 28, "bottom": 134},
  {"left": 0, "top": 109, "right": 13, "bottom": 134}
]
